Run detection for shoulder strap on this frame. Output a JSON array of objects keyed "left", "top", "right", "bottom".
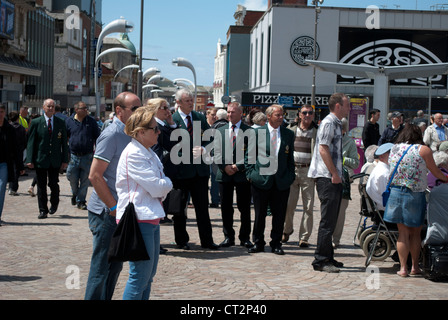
[{"left": 386, "top": 144, "right": 414, "bottom": 189}]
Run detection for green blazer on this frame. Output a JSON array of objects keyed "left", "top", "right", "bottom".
[
  {"left": 172, "top": 110, "right": 210, "bottom": 180},
  {"left": 214, "top": 122, "right": 253, "bottom": 184},
  {"left": 245, "top": 125, "right": 295, "bottom": 191},
  {"left": 26, "top": 115, "right": 69, "bottom": 169}
]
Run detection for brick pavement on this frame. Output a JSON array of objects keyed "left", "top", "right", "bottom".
[{"left": 1, "top": 170, "right": 448, "bottom": 301}]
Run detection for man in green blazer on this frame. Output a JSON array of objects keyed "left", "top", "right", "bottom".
[
  {"left": 214, "top": 102, "right": 253, "bottom": 248},
  {"left": 170, "top": 89, "right": 218, "bottom": 250},
  {"left": 245, "top": 104, "right": 295, "bottom": 255},
  {"left": 26, "top": 98, "right": 68, "bottom": 219}
]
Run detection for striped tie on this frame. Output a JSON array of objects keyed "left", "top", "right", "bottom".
[
  {"left": 48, "top": 118, "right": 52, "bottom": 137},
  {"left": 231, "top": 124, "right": 236, "bottom": 147},
  {"left": 271, "top": 129, "right": 278, "bottom": 155},
  {"left": 186, "top": 115, "right": 193, "bottom": 136}
]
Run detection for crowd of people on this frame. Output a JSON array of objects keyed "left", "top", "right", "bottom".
[{"left": 2, "top": 91, "right": 448, "bottom": 298}]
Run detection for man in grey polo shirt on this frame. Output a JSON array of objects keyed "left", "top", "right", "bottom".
[
  {"left": 84, "top": 92, "right": 141, "bottom": 300},
  {"left": 308, "top": 93, "right": 350, "bottom": 273}
]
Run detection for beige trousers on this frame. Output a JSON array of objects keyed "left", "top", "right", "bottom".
[{"left": 284, "top": 166, "right": 315, "bottom": 241}]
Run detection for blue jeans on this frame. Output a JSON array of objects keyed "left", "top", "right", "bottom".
[
  {"left": 123, "top": 223, "right": 160, "bottom": 300},
  {"left": 84, "top": 210, "right": 123, "bottom": 300},
  {"left": 66, "top": 153, "right": 93, "bottom": 203},
  {"left": 0, "top": 163, "right": 7, "bottom": 219}
]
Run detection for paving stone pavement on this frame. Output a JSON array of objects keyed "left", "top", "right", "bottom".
[{"left": 1, "top": 170, "right": 448, "bottom": 301}]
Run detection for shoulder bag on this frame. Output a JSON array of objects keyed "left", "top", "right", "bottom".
[
  {"left": 108, "top": 152, "right": 150, "bottom": 263},
  {"left": 382, "top": 144, "right": 413, "bottom": 207}
]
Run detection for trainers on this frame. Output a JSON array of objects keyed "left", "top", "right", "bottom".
[
  {"left": 313, "top": 262, "right": 340, "bottom": 273},
  {"left": 9, "top": 190, "right": 18, "bottom": 196},
  {"left": 77, "top": 202, "right": 87, "bottom": 210},
  {"left": 27, "top": 186, "right": 35, "bottom": 197}
]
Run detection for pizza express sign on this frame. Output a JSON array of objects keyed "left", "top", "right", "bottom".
[
  {"left": 241, "top": 92, "right": 330, "bottom": 108},
  {"left": 290, "top": 36, "right": 320, "bottom": 66}
]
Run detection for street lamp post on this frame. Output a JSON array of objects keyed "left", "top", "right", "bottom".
[
  {"left": 94, "top": 18, "right": 133, "bottom": 118},
  {"left": 311, "top": 0, "right": 323, "bottom": 107},
  {"left": 172, "top": 57, "right": 197, "bottom": 110}
]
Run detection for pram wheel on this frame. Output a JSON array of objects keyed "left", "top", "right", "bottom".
[
  {"left": 363, "top": 233, "right": 392, "bottom": 262},
  {"left": 359, "top": 228, "right": 375, "bottom": 246}
]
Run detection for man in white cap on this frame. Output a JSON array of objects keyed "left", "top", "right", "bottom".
[{"left": 366, "top": 143, "right": 394, "bottom": 211}]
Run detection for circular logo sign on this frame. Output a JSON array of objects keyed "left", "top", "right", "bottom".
[{"left": 290, "top": 36, "right": 319, "bottom": 66}]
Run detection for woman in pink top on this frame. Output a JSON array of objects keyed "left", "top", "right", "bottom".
[{"left": 116, "top": 106, "right": 173, "bottom": 299}]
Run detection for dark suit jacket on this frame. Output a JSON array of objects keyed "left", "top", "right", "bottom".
[
  {"left": 245, "top": 125, "right": 295, "bottom": 191},
  {"left": 26, "top": 115, "right": 68, "bottom": 169},
  {"left": 214, "top": 122, "right": 253, "bottom": 184},
  {"left": 151, "top": 120, "right": 178, "bottom": 179},
  {"left": 172, "top": 110, "right": 210, "bottom": 180}
]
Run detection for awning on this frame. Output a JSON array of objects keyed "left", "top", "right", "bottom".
[{"left": 0, "top": 56, "right": 41, "bottom": 77}]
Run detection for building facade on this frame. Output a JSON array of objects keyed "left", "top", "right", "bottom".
[{"left": 243, "top": 2, "right": 448, "bottom": 122}]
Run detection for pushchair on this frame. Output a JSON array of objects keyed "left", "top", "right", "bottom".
[{"left": 351, "top": 173, "right": 398, "bottom": 267}]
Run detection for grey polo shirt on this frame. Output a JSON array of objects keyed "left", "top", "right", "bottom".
[{"left": 87, "top": 117, "right": 131, "bottom": 215}]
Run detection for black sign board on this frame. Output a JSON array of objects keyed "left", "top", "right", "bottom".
[{"left": 241, "top": 92, "right": 330, "bottom": 108}]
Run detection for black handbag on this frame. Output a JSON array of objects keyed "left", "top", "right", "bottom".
[
  {"left": 108, "top": 202, "right": 150, "bottom": 263},
  {"left": 107, "top": 152, "right": 150, "bottom": 263},
  {"left": 165, "top": 188, "right": 184, "bottom": 215}
]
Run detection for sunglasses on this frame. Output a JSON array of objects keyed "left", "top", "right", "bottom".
[
  {"left": 146, "top": 126, "right": 160, "bottom": 134},
  {"left": 301, "top": 111, "right": 314, "bottom": 116},
  {"left": 160, "top": 106, "right": 169, "bottom": 110},
  {"left": 120, "top": 105, "right": 140, "bottom": 112}
]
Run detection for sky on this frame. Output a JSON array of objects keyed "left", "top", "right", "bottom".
[{"left": 101, "top": 0, "right": 439, "bottom": 87}]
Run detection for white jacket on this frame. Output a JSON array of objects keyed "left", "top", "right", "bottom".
[{"left": 116, "top": 139, "right": 173, "bottom": 221}]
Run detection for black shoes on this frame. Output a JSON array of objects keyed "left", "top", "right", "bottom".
[
  {"left": 49, "top": 207, "right": 57, "bottom": 215},
  {"left": 219, "top": 238, "right": 235, "bottom": 247},
  {"left": 240, "top": 240, "right": 253, "bottom": 248},
  {"left": 71, "top": 195, "right": 76, "bottom": 206},
  {"left": 271, "top": 246, "right": 285, "bottom": 255},
  {"left": 38, "top": 211, "right": 48, "bottom": 219},
  {"left": 201, "top": 243, "right": 220, "bottom": 250},
  {"left": 248, "top": 244, "right": 265, "bottom": 253}
]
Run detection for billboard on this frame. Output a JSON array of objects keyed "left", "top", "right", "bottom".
[
  {"left": 0, "top": 0, "right": 14, "bottom": 40},
  {"left": 338, "top": 28, "right": 448, "bottom": 88}
]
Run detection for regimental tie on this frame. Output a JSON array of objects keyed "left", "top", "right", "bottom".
[
  {"left": 48, "top": 118, "right": 52, "bottom": 137},
  {"left": 231, "top": 124, "right": 236, "bottom": 148},
  {"left": 186, "top": 115, "right": 193, "bottom": 136},
  {"left": 271, "top": 129, "right": 278, "bottom": 155}
]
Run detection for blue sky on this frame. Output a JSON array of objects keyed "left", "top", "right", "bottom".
[{"left": 101, "top": 0, "right": 438, "bottom": 87}]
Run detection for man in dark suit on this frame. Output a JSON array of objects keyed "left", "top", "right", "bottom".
[
  {"left": 214, "top": 102, "right": 253, "bottom": 248},
  {"left": 170, "top": 89, "right": 218, "bottom": 250},
  {"left": 26, "top": 98, "right": 68, "bottom": 219},
  {"left": 245, "top": 104, "right": 295, "bottom": 255}
]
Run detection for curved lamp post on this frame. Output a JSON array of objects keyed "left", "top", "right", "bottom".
[
  {"left": 143, "top": 67, "right": 161, "bottom": 81},
  {"left": 95, "top": 18, "right": 134, "bottom": 118},
  {"left": 172, "top": 57, "right": 197, "bottom": 109},
  {"left": 173, "top": 78, "right": 195, "bottom": 90},
  {"left": 311, "top": 0, "right": 323, "bottom": 107},
  {"left": 113, "top": 64, "right": 140, "bottom": 81}
]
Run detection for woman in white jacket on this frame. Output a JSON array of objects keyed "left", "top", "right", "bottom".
[{"left": 116, "top": 106, "right": 172, "bottom": 300}]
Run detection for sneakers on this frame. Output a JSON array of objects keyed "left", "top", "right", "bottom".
[
  {"left": 27, "top": 186, "right": 35, "bottom": 197},
  {"left": 8, "top": 190, "right": 18, "bottom": 196}
]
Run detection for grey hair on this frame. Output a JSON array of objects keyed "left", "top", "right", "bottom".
[
  {"left": 216, "top": 108, "right": 228, "bottom": 120},
  {"left": 365, "top": 145, "right": 378, "bottom": 163},
  {"left": 265, "top": 104, "right": 283, "bottom": 116},
  {"left": 175, "top": 88, "right": 193, "bottom": 102},
  {"left": 433, "top": 151, "right": 448, "bottom": 168},
  {"left": 252, "top": 112, "right": 267, "bottom": 125}
]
